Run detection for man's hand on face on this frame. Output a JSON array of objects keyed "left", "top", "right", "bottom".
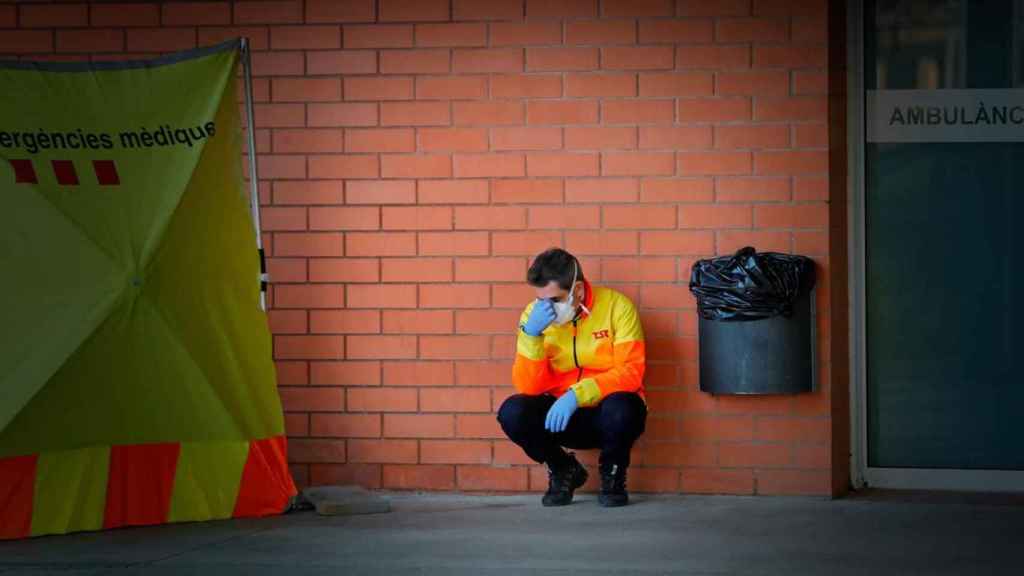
[
  {"left": 545, "top": 391, "right": 578, "bottom": 433},
  {"left": 522, "top": 298, "right": 556, "bottom": 336}
]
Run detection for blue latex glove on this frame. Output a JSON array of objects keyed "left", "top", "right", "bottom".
[
  {"left": 545, "top": 391, "right": 578, "bottom": 433},
  {"left": 522, "top": 299, "right": 556, "bottom": 337}
]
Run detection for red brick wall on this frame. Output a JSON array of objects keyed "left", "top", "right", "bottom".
[{"left": 2, "top": 0, "right": 839, "bottom": 496}]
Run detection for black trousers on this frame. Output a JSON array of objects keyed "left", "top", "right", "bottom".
[{"left": 497, "top": 392, "right": 647, "bottom": 469}]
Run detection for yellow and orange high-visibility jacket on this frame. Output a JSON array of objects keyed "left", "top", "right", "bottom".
[{"left": 513, "top": 279, "right": 646, "bottom": 407}]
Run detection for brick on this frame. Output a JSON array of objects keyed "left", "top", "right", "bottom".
[
  {"left": 344, "top": 25, "right": 414, "bottom": 48},
  {"left": 528, "top": 205, "right": 600, "bottom": 228},
  {"left": 720, "top": 443, "right": 791, "bottom": 468},
  {"left": 275, "top": 335, "right": 344, "bottom": 360},
  {"left": 454, "top": 207, "right": 527, "bottom": 230},
  {"left": 454, "top": 0, "right": 523, "bottom": 20},
  {"left": 717, "top": 230, "right": 791, "bottom": 253},
  {"left": 793, "top": 176, "right": 827, "bottom": 201},
  {"left": 793, "top": 445, "right": 830, "bottom": 468},
  {"left": 383, "top": 206, "right": 453, "bottom": 230},
  {"left": 527, "top": 152, "right": 598, "bottom": 177},
  {"left": 381, "top": 0, "right": 450, "bottom": 22},
  {"left": 308, "top": 103, "right": 378, "bottom": 127},
  {"left": 603, "top": 258, "right": 677, "bottom": 282},
  {"left": 253, "top": 104, "right": 304, "bottom": 128},
  {"left": 755, "top": 97, "right": 827, "bottom": 121},
  {"left": 754, "top": 204, "right": 827, "bottom": 228},
  {"left": 198, "top": 27, "right": 269, "bottom": 50},
  {"left": 639, "top": 20, "right": 714, "bottom": 43},
  {"left": 754, "top": 151, "right": 828, "bottom": 175},
  {"left": 262, "top": 207, "right": 307, "bottom": 231},
  {"left": 716, "top": 125, "right": 789, "bottom": 149},
  {"left": 420, "top": 336, "right": 492, "bottom": 360},
  {"left": 346, "top": 128, "right": 415, "bottom": 153},
  {"left": 457, "top": 466, "right": 528, "bottom": 491},
  {"left": 757, "top": 469, "right": 830, "bottom": 495},
  {"left": 640, "top": 231, "right": 715, "bottom": 255},
  {"left": 271, "top": 25, "right": 340, "bottom": 50},
  {"left": 602, "top": 101, "right": 674, "bottom": 125},
  {"left": 383, "top": 361, "right": 455, "bottom": 386},
  {"left": 346, "top": 180, "right": 417, "bottom": 204},
  {"left": 564, "top": 178, "right": 638, "bottom": 203},
  {"left": 348, "top": 439, "right": 418, "bottom": 463},
  {"left": 793, "top": 70, "right": 827, "bottom": 95},
  {"left": 640, "top": 126, "right": 713, "bottom": 150},
  {"left": 56, "top": 29, "right": 123, "bottom": 53},
  {"left": 309, "top": 258, "right": 380, "bottom": 283},
  {"left": 681, "top": 469, "right": 755, "bottom": 495},
  {"left": 307, "top": 50, "right": 377, "bottom": 75},
  {"left": 454, "top": 257, "right": 527, "bottom": 281},
  {"left": 526, "top": 47, "right": 597, "bottom": 72},
  {"left": 416, "top": 23, "right": 487, "bottom": 47},
  {"left": 416, "top": 76, "right": 488, "bottom": 100},
  {"left": 310, "top": 310, "right": 381, "bottom": 334},
  {"left": 308, "top": 155, "right": 379, "bottom": 179},
  {"left": 419, "top": 128, "right": 488, "bottom": 152},
  {"left": 717, "top": 71, "right": 789, "bottom": 96},
  {"left": 383, "top": 465, "right": 456, "bottom": 489},
  {"left": 678, "top": 98, "right": 751, "bottom": 122},
  {"left": 452, "top": 48, "right": 523, "bottom": 74},
  {"left": 679, "top": 204, "right": 754, "bottom": 228},
  {"left": 256, "top": 155, "right": 305, "bottom": 179},
  {"left": 418, "top": 233, "right": 490, "bottom": 257},
  {"left": 754, "top": 45, "right": 827, "bottom": 69},
  {"left": 604, "top": 206, "right": 676, "bottom": 230},
  {"left": 492, "top": 179, "right": 561, "bottom": 204},
  {"left": 20, "top": 3, "right": 87, "bottom": 28},
  {"left": 93, "top": 3, "right": 160, "bottom": 27},
  {"left": 272, "top": 79, "right": 341, "bottom": 103},
  {"left": 639, "top": 72, "right": 713, "bottom": 97},
  {"left": 455, "top": 413, "right": 506, "bottom": 440},
  {"left": 234, "top": 1, "right": 302, "bottom": 24},
  {"left": 564, "top": 127, "right": 636, "bottom": 150},
  {"left": 311, "top": 414, "right": 382, "bottom": 438},
  {"left": 418, "top": 179, "right": 490, "bottom": 203},
  {"left": 453, "top": 153, "right": 525, "bottom": 178},
  {"left": 491, "top": 23, "right": 561, "bottom": 46},
  {"left": 792, "top": 17, "right": 828, "bottom": 44},
  {"left": 453, "top": 102, "right": 523, "bottom": 126},
  {"left": 274, "top": 284, "right": 345, "bottom": 309},
  {"left": 678, "top": 151, "right": 752, "bottom": 176},
  {"left": 279, "top": 387, "right": 344, "bottom": 412},
  {"left": 380, "top": 49, "right": 450, "bottom": 74},
  {"left": 566, "top": 73, "right": 636, "bottom": 98},
  {"left": 347, "top": 336, "right": 419, "bottom": 360},
  {"left": 384, "top": 414, "right": 455, "bottom": 438},
  {"left": 676, "top": 45, "right": 750, "bottom": 69},
  {"left": 602, "top": 152, "right": 675, "bottom": 176},
  {"left": 755, "top": 0, "right": 826, "bottom": 17},
  {"left": 492, "top": 230, "right": 563, "bottom": 255},
  {"left": 310, "top": 361, "right": 381, "bottom": 386},
  {"left": 755, "top": 417, "right": 829, "bottom": 443},
  {"left": 306, "top": 0, "right": 375, "bottom": 22},
  {"left": 566, "top": 20, "right": 635, "bottom": 45},
  {"left": 678, "top": 0, "right": 750, "bottom": 16},
  {"left": 716, "top": 177, "right": 791, "bottom": 202},
  {"left": 603, "top": 0, "right": 672, "bottom": 16},
  {"left": 491, "top": 127, "right": 562, "bottom": 151},
  {"left": 527, "top": 101, "right": 598, "bottom": 125},
  {"left": 565, "top": 231, "right": 637, "bottom": 255},
  {"left": 383, "top": 310, "right": 454, "bottom": 334},
  {"left": 381, "top": 154, "right": 452, "bottom": 178},
  {"left": 345, "top": 232, "right": 417, "bottom": 256},
  {"left": 285, "top": 413, "right": 310, "bottom": 437},
  {"left": 420, "top": 388, "right": 492, "bottom": 412},
  {"left": 268, "top": 309, "right": 308, "bottom": 334},
  {"left": 420, "top": 440, "right": 492, "bottom": 464},
  {"left": 456, "top": 362, "right": 513, "bottom": 386},
  {"left": 308, "top": 206, "right": 379, "bottom": 230},
  {"left": 526, "top": 0, "right": 597, "bottom": 18},
  {"left": 716, "top": 18, "right": 788, "bottom": 43},
  {"left": 344, "top": 77, "right": 414, "bottom": 101},
  {"left": 266, "top": 258, "right": 307, "bottom": 283},
  {"left": 603, "top": 47, "right": 674, "bottom": 71},
  {"left": 490, "top": 74, "right": 562, "bottom": 98},
  {"left": 274, "top": 233, "right": 343, "bottom": 257},
  {"left": 289, "top": 439, "right": 346, "bottom": 464},
  {"left": 382, "top": 258, "right": 453, "bottom": 282},
  {"left": 309, "top": 463, "right": 381, "bottom": 488},
  {"left": 382, "top": 102, "right": 452, "bottom": 126}
]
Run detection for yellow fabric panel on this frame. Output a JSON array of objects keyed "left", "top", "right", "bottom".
[
  {"left": 167, "top": 441, "right": 249, "bottom": 523},
  {"left": 31, "top": 445, "right": 109, "bottom": 536},
  {"left": 571, "top": 378, "right": 602, "bottom": 407}
]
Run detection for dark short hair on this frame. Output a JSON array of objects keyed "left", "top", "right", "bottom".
[{"left": 527, "top": 248, "right": 582, "bottom": 290}]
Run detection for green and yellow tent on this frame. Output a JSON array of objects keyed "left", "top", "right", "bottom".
[{"left": 0, "top": 40, "right": 295, "bottom": 539}]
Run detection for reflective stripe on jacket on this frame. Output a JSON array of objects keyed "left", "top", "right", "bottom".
[{"left": 512, "top": 280, "right": 645, "bottom": 407}]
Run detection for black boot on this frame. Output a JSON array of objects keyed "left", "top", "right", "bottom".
[
  {"left": 598, "top": 463, "right": 628, "bottom": 507},
  {"left": 542, "top": 452, "right": 588, "bottom": 507}
]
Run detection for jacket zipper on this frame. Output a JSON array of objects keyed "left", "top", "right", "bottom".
[{"left": 572, "top": 319, "right": 582, "bottom": 382}]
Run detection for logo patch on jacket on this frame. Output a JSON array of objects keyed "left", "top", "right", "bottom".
[{"left": 592, "top": 329, "right": 610, "bottom": 340}]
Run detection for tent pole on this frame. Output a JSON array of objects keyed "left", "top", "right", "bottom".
[{"left": 240, "top": 37, "right": 267, "bottom": 311}]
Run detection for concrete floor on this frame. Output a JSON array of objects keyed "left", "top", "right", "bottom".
[{"left": 1, "top": 491, "right": 1022, "bottom": 575}]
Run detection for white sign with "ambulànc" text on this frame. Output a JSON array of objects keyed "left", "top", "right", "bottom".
[{"left": 866, "top": 89, "right": 1024, "bottom": 142}]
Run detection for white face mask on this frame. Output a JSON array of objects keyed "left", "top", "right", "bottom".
[{"left": 552, "top": 262, "right": 580, "bottom": 326}]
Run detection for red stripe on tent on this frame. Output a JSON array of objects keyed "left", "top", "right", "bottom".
[
  {"left": 10, "top": 159, "right": 38, "bottom": 184},
  {"left": 51, "top": 160, "right": 79, "bottom": 185},
  {"left": 103, "top": 443, "right": 180, "bottom": 530},
  {"left": 93, "top": 160, "right": 120, "bottom": 185},
  {"left": 0, "top": 455, "right": 38, "bottom": 540},
  {"left": 232, "top": 436, "right": 297, "bottom": 518}
]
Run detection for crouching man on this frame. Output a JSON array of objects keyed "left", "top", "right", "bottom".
[{"left": 498, "top": 248, "right": 647, "bottom": 507}]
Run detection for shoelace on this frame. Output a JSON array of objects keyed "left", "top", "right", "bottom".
[{"left": 602, "top": 464, "right": 627, "bottom": 492}]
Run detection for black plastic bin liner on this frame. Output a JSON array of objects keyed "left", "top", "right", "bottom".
[{"left": 689, "top": 246, "right": 816, "bottom": 322}]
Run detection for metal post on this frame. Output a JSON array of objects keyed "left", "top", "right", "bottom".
[{"left": 240, "top": 37, "right": 267, "bottom": 311}]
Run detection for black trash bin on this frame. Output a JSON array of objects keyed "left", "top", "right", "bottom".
[{"left": 689, "top": 247, "right": 817, "bottom": 395}]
